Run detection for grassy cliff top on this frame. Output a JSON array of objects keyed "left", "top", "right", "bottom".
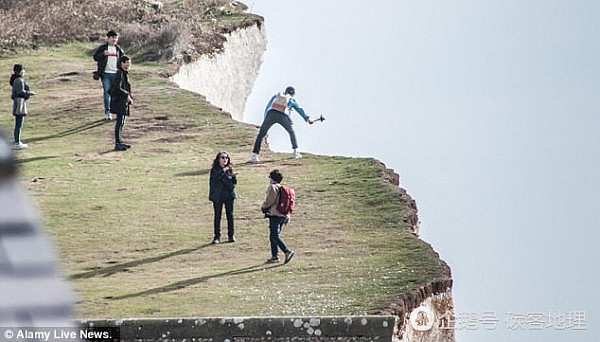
[{"left": 0, "top": 44, "right": 449, "bottom": 318}]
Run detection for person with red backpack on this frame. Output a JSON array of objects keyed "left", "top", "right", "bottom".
[
  {"left": 261, "top": 169, "right": 295, "bottom": 264},
  {"left": 249, "top": 86, "right": 313, "bottom": 163}
]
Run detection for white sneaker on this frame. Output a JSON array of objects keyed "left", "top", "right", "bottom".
[
  {"left": 249, "top": 154, "right": 259, "bottom": 163},
  {"left": 105, "top": 112, "right": 112, "bottom": 120},
  {"left": 13, "top": 142, "right": 28, "bottom": 150},
  {"left": 292, "top": 151, "right": 302, "bottom": 159}
]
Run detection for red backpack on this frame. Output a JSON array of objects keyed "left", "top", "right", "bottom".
[{"left": 276, "top": 185, "right": 295, "bottom": 215}]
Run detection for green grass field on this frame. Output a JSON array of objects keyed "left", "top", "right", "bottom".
[{"left": 0, "top": 44, "right": 449, "bottom": 319}]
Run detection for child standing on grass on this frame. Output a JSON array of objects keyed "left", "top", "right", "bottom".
[
  {"left": 208, "top": 152, "right": 237, "bottom": 244},
  {"left": 10, "top": 64, "right": 36, "bottom": 150}
]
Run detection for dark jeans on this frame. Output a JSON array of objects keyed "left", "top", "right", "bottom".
[
  {"left": 102, "top": 73, "right": 117, "bottom": 113},
  {"left": 14, "top": 115, "right": 25, "bottom": 143},
  {"left": 115, "top": 114, "right": 127, "bottom": 144},
  {"left": 269, "top": 216, "right": 289, "bottom": 258},
  {"left": 252, "top": 109, "right": 297, "bottom": 154},
  {"left": 213, "top": 199, "right": 234, "bottom": 239}
]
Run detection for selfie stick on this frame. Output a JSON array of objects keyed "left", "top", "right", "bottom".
[{"left": 312, "top": 115, "right": 325, "bottom": 123}]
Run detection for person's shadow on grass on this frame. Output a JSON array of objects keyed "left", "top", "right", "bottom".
[
  {"left": 106, "top": 263, "right": 283, "bottom": 300},
  {"left": 27, "top": 119, "right": 108, "bottom": 143},
  {"left": 69, "top": 244, "right": 212, "bottom": 280}
]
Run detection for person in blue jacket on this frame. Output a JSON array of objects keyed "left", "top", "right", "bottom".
[
  {"left": 208, "top": 152, "right": 237, "bottom": 244},
  {"left": 250, "top": 86, "right": 313, "bottom": 163}
]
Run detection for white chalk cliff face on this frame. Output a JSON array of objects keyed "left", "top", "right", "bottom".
[{"left": 171, "top": 23, "right": 267, "bottom": 122}]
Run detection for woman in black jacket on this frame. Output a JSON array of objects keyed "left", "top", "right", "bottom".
[
  {"left": 209, "top": 152, "right": 237, "bottom": 244},
  {"left": 108, "top": 55, "right": 132, "bottom": 151}
]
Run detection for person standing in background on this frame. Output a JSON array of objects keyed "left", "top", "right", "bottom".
[
  {"left": 209, "top": 152, "right": 237, "bottom": 244},
  {"left": 10, "top": 64, "right": 36, "bottom": 150},
  {"left": 109, "top": 55, "right": 133, "bottom": 151},
  {"left": 94, "top": 30, "right": 124, "bottom": 121}
]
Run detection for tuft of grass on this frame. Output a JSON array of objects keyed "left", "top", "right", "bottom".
[{"left": 0, "top": 45, "right": 448, "bottom": 319}]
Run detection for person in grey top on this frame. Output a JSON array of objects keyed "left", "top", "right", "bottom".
[{"left": 9, "top": 64, "right": 36, "bottom": 150}]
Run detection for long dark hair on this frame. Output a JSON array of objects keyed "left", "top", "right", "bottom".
[
  {"left": 9, "top": 64, "right": 23, "bottom": 86},
  {"left": 211, "top": 151, "right": 233, "bottom": 174}
]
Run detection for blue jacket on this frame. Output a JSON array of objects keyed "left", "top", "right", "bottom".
[{"left": 264, "top": 95, "right": 309, "bottom": 122}]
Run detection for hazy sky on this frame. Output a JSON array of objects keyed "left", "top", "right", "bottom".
[{"left": 243, "top": 1, "right": 600, "bottom": 341}]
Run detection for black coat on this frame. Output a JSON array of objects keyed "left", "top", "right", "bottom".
[
  {"left": 93, "top": 43, "right": 124, "bottom": 77},
  {"left": 108, "top": 69, "right": 131, "bottom": 116},
  {"left": 209, "top": 167, "right": 237, "bottom": 202}
]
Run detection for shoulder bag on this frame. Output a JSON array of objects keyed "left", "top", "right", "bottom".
[{"left": 15, "top": 97, "right": 27, "bottom": 115}]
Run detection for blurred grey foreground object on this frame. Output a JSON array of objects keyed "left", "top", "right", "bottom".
[{"left": 0, "top": 133, "right": 78, "bottom": 329}]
